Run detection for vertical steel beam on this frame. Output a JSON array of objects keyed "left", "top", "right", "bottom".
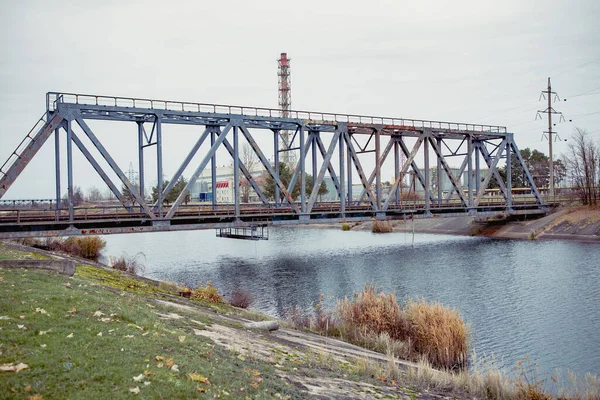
[
  {"left": 338, "top": 128, "right": 345, "bottom": 215},
  {"left": 137, "top": 122, "right": 145, "bottom": 199},
  {"left": 467, "top": 135, "right": 473, "bottom": 209},
  {"left": 299, "top": 126, "right": 306, "bottom": 213},
  {"left": 436, "top": 137, "right": 442, "bottom": 205},
  {"left": 156, "top": 115, "right": 163, "bottom": 217},
  {"left": 424, "top": 136, "right": 430, "bottom": 212},
  {"left": 211, "top": 128, "right": 217, "bottom": 210},
  {"left": 474, "top": 139, "right": 506, "bottom": 206},
  {"left": 273, "top": 129, "right": 279, "bottom": 207},
  {"left": 347, "top": 137, "right": 353, "bottom": 205},
  {"left": 375, "top": 129, "right": 381, "bottom": 210},
  {"left": 233, "top": 126, "right": 239, "bottom": 218},
  {"left": 475, "top": 143, "right": 481, "bottom": 195},
  {"left": 394, "top": 138, "right": 400, "bottom": 205},
  {"left": 54, "top": 127, "right": 61, "bottom": 213},
  {"left": 311, "top": 132, "right": 318, "bottom": 183},
  {"left": 506, "top": 139, "right": 513, "bottom": 210},
  {"left": 66, "top": 119, "right": 74, "bottom": 222}
]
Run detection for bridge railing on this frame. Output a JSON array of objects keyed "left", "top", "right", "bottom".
[{"left": 47, "top": 92, "right": 507, "bottom": 134}]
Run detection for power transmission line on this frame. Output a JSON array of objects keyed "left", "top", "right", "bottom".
[{"left": 536, "top": 77, "right": 565, "bottom": 198}]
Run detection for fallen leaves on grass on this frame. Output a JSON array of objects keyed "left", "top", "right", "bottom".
[
  {"left": 166, "top": 358, "right": 174, "bottom": 368},
  {"left": 0, "top": 316, "right": 9, "bottom": 320},
  {"left": 178, "top": 335, "right": 186, "bottom": 343},
  {"left": 26, "top": 395, "right": 43, "bottom": 400},
  {"left": 129, "top": 386, "right": 140, "bottom": 394},
  {"left": 133, "top": 373, "right": 145, "bottom": 382},
  {"left": 155, "top": 356, "right": 164, "bottom": 361},
  {"left": 188, "top": 373, "right": 210, "bottom": 384},
  {"left": 67, "top": 333, "right": 73, "bottom": 338},
  {"left": 92, "top": 311, "right": 104, "bottom": 317},
  {"left": 17, "top": 324, "right": 27, "bottom": 330},
  {"left": 67, "top": 307, "right": 76, "bottom": 314},
  {"left": 0, "top": 362, "right": 29, "bottom": 372},
  {"left": 143, "top": 370, "right": 154, "bottom": 376},
  {"left": 35, "top": 308, "right": 48, "bottom": 315},
  {"left": 170, "top": 365, "right": 179, "bottom": 372}
]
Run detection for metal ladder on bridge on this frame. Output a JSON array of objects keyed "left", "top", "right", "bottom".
[{"left": 0, "top": 113, "right": 64, "bottom": 199}]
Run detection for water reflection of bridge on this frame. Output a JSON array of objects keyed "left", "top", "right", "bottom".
[{"left": 0, "top": 92, "right": 546, "bottom": 238}]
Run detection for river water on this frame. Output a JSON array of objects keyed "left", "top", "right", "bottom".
[{"left": 100, "top": 227, "right": 600, "bottom": 378}]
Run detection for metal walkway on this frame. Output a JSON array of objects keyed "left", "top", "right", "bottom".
[{"left": 0, "top": 92, "right": 546, "bottom": 238}]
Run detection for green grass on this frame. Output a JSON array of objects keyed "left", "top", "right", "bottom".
[
  {"left": 0, "top": 268, "right": 302, "bottom": 399},
  {"left": 0, "top": 243, "right": 51, "bottom": 261}
]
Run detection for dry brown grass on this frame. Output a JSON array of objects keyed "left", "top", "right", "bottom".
[
  {"left": 372, "top": 220, "right": 393, "bottom": 233},
  {"left": 404, "top": 298, "right": 470, "bottom": 371},
  {"left": 335, "top": 285, "right": 469, "bottom": 371},
  {"left": 38, "top": 236, "right": 106, "bottom": 261}
]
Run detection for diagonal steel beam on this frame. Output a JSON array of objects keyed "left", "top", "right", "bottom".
[
  {"left": 445, "top": 153, "right": 469, "bottom": 203},
  {"left": 383, "top": 137, "right": 423, "bottom": 210},
  {"left": 288, "top": 133, "right": 313, "bottom": 195},
  {"left": 356, "top": 139, "right": 394, "bottom": 203},
  {"left": 75, "top": 118, "right": 156, "bottom": 219},
  {"left": 344, "top": 131, "right": 377, "bottom": 210},
  {"left": 428, "top": 137, "right": 468, "bottom": 207},
  {"left": 314, "top": 134, "right": 341, "bottom": 194},
  {"left": 478, "top": 142, "right": 508, "bottom": 200},
  {"left": 70, "top": 131, "right": 127, "bottom": 206},
  {"left": 474, "top": 139, "right": 506, "bottom": 206},
  {"left": 508, "top": 140, "right": 544, "bottom": 205},
  {"left": 306, "top": 130, "right": 341, "bottom": 213},
  {"left": 216, "top": 129, "right": 269, "bottom": 205},
  {"left": 396, "top": 137, "right": 437, "bottom": 206},
  {"left": 0, "top": 114, "right": 64, "bottom": 199},
  {"left": 157, "top": 128, "right": 210, "bottom": 207},
  {"left": 165, "top": 124, "right": 232, "bottom": 219},
  {"left": 239, "top": 125, "right": 299, "bottom": 212}
]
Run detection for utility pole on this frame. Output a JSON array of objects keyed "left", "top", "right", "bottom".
[{"left": 536, "top": 77, "right": 564, "bottom": 199}]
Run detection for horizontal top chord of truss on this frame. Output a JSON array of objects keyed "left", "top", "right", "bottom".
[{"left": 47, "top": 92, "right": 507, "bottom": 135}]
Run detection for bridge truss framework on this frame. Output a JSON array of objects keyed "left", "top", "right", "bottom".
[{"left": 0, "top": 92, "right": 545, "bottom": 238}]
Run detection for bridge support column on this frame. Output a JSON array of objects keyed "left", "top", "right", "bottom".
[
  {"left": 347, "top": 135, "right": 353, "bottom": 205},
  {"left": 375, "top": 128, "right": 381, "bottom": 211},
  {"left": 54, "top": 125, "right": 61, "bottom": 217},
  {"left": 436, "top": 137, "right": 442, "bottom": 206},
  {"left": 211, "top": 127, "right": 217, "bottom": 210},
  {"left": 137, "top": 122, "right": 145, "bottom": 199},
  {"left": 394, "top": 138, "right": 400, "bottom": 206},
  {"left": 338, "top": 127, "right": 345, "bottom": 217},
  {"left": 156, "top": 115, "right": 163, "bottom": 217},
  {"left": 233, "top": 126, "right": 240, "bottom": 219},
  {"left": 424, "top": 135, "right": 431, "bottom": 215},
  {"left": 467, "top": 134, "right": 474, "bottom": 212},
  {"left": 273, "top": 129, "right": 279, "bottom": 208},
  {"left": 299, "top": 126, "right": 306, "bottom": 213},
  {"left": 506, "top": 139, "right": 513, "bottom": 212},
  {"left": 66, "top": 118, "right": 74, "bottom": 222}
]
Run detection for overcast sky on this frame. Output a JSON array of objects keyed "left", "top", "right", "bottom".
[{"left": 1, "top": 0, "right": 599, "bottom": 199}]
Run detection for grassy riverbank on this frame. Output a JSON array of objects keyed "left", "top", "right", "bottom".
[{"left": 1, "top": 242, "right": 599, "bottom": 399}]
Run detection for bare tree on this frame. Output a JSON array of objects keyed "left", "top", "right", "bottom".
[
  {"left": 240, "top": 143, "right": 259, "bottom": 203},
  {"left": 87, "top": 186, "right": 103, "bottom": 202},
  {"left": 564, "top": 128, "right": 599, "bottom": 205}
]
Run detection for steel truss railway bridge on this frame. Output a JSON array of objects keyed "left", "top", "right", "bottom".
[{"left": 0, "top": 92, "right": 546, "bottom": 239}]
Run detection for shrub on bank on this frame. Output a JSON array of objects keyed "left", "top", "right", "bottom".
[
  {"left": 38, "top": 236, "right": 106, "bottom": 261},
  {"left": 109, "top": 252, "right": 146, "bottom": 275},
  {"left": 193, "top": 281, "right": 223, "bottom": 303},
  {"left": 229, "top": 290, "right": 253, "bottom": 308},
  {"left": 372, "top": 220, "right": 393, "bottom": 233},
  {"left": 288, "top": 284, "right": 470, "bottom": 371}
]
